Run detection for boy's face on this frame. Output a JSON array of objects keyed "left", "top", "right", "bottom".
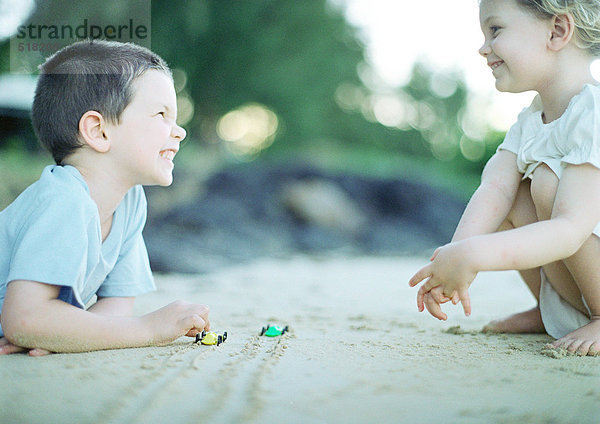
[
  {"left": 478, "top": 0, "right": 552, "bottom": 93},
  {"left": 106, "top": 69, "right": 186, "bottom": 187}
]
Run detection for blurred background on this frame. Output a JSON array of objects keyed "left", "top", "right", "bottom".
[{"left": 2, "top": 0, "right": 584, "bottom": 273}]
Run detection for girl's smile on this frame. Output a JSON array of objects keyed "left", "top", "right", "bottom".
[
  {"left": 488, "top": 60, "right": 504, "bottom": 71},
  {"left": 479, "top": 0, "right": 553, "bottom": 94}
]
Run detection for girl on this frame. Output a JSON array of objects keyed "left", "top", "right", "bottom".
[{"left": 409, "top": 0, "right": 600, "bottom": 356}]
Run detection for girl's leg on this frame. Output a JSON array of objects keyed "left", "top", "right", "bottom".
[
  {"left": 483, "top": 178, "right": 546, "bottom": 333},
  {"left": 552, "top": 235, "right": 600, "bottom": 354},
  {"left": 529, "top": 165, "right": 587, "bottom": 313},
  {"left": 529, "top": 164, "right": 600, "bottom": 355}
]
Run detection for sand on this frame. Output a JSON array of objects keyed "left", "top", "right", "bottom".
[{"left": 2, "top": 255, "right": 600, "bottom": 423}]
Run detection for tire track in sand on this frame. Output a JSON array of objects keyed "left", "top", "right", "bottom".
[
  {"left": 97, "top": 342, "right": 217, "bottom": 424},
  {"left": 193, "top": 331, "right": 293, "bottom": 423}
]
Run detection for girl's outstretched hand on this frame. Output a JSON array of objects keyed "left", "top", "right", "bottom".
[
  {"left": 421, "top": 286, "right": 459, "bottom": 321},
  {"left": 408, "top": 242, "right": 476, "bottom": 318}
]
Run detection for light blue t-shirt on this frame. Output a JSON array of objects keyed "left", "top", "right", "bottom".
[{"left": 0, "top": 165, "right": 155, "bottom": 336}]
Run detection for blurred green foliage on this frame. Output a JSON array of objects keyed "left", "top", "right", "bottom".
[
  {"left": 150, "top": 0, "right": 394, "bottom": 150},
  {"left": 0, "top": 0, "right": 504, "bottom": 200}
]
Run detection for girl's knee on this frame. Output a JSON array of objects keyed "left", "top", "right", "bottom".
[
  {"left": 530, "top": 164, "right": 559, "bottom": 221},
  {"left": 505, "top": 179, "right": 537, "bottom": 228}
]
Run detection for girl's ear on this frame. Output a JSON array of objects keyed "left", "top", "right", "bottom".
[
  {"left": 78, "top": 111, "right": 111, "bottom": 153},
  {"left": 548, "top": 13, "right": 575, "bottom": 52}
]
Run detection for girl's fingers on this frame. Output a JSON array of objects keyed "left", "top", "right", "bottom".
[
  {"left": 429, "top": 247, "right": 442, "bottom": 262},
  {"left": 430, "top": 287, "right": 451, "bottom": 304},
  {"left": 459, "top": 289, "right": 472, "bottom": 316},
  {"left": 424, "top": 293, "right": 447, "bottom": 321},
  {"left": 417, "top": 286, "right": 426, "bottom": 312},
  {"left": 408, "top": 265, "right": 432, "bottom": 287},
  {"left": 416, "top": 281, "right": 431, "bottom": 311},
  {"left": 416, "top": 278, "right": 440, "bottom": 311}
]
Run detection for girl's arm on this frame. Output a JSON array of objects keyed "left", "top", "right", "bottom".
[
  {"left": 411, "top": 149, "right": 521, "bottom": 316},
  {"left": 452, "top": 150, "right": 522, "bottom": 242},
  {"left": 410, "top": 163, "right": 600, "bottom": 317},
  {"left": 464, "top": 162, "right": 600, "bottom": 271},
  {"left": 0, "top": 280, "right": 210, "bottom": 353}
]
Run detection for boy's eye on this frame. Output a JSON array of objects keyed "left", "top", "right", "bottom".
[{"left": 490, "top": 26, "right": 501, "bottom": 36}]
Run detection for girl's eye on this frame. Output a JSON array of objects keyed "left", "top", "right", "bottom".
[
  {"left": 157, "top": 111, "right": 166, "bottom": 117},
  {"left": 490, "top": 26, "right": 501, "bottom": 36}
]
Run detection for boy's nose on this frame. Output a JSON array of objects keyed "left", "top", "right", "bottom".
[{"left": 172, "top": 124, "right": 186, "bottom": 141}]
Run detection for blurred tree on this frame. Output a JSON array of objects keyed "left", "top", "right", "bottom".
[
  {"left": 0, "top": 0, "right": 503, "bottom": 174},
  {"left": 151, "top": 0, "right": 375, "bottom": 147},
  {"left": 0, "top": 42, "right": 9, "bottom": 72}
]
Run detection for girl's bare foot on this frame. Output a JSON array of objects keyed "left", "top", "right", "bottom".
[
  {"left": 550, "top": 318, "right": 600, "bottom": 356},
  {"left": 482, "top": 306, "right": 545, "bottom": 334}
]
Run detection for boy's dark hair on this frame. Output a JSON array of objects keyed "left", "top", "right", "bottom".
[{"left": 31, "top": 40, "right": 171, "bottom": 164}]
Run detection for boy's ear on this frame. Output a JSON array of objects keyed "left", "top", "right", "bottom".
[
  {"left": 78, "top": 111, "right": 110, "bottom": 153},
  {"left": 548, "top": 13, "right": 575, "bottom": 52}
]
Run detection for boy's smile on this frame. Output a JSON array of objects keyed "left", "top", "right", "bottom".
[{"left": 106, "top": 69, "right": 186, "bottom": 188}]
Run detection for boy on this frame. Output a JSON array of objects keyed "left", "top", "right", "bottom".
[{"left": 0, "top": 40, "right": 210, "bottom": 356}]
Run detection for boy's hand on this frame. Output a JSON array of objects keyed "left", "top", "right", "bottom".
[
  {"left": 143, "top": 301, "right": 210, "bottom": 345},
  {"left": 0, "top": 337, "right": 52, "bottom": 357},
  {"left": 408, "top": 242, "right": 476, "bottom": 317}
]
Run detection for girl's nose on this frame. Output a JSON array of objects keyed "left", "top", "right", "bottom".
[{"left": 479, "top": 40, "right": 490, "bottom": 57}]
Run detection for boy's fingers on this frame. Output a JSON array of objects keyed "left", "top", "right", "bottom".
[
  {"left": 424, "top": 294, "right": 447, "bottom": 321},
  {"left": 459, "top": 289, "right": 472, "bottom": 316},
  {"left": 191, "top": 313, "right": 210, "bottom": 332},
  {"left": 29, "top": 348, "right": 52, "bottom": 357},
  {"left": 0, "top": 342, "right": 25, "bottom": 355}
]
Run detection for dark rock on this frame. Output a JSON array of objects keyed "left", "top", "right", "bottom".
[{"left": 143, "top": 162, "right": 466, "bottom": 273}]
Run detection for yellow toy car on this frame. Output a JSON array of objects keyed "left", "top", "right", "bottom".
[{"left": 195, "top": 331, "right": 227, "bottom": 346}]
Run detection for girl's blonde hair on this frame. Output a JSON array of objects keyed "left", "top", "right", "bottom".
[{"left": 516, "top": 0, "right": 600, "bottom": 56}]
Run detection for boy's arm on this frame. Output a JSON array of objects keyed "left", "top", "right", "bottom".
[
  {"left": 88, "top": 297, "right": 135, "bottom": 316},
  {"left": 452, "top": 150, "right": 522, "bottom": 242},
  {"left": 0, "top": 296, "right": 136, "bottom": 355},
  {"left": 1, "top": 280, "right": 209, "bottom": 353}
]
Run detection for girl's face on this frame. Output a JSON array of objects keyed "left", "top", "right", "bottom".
[{"left": 479, "top": 0, "right": 553, "bottom": 93}]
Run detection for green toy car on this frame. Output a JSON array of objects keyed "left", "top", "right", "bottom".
[
  {"left": 195, "top": 331, "right": 227, "bottom": 346},
  {"left": 260, "top": 324, "right": 289, "bottom": 337}
]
